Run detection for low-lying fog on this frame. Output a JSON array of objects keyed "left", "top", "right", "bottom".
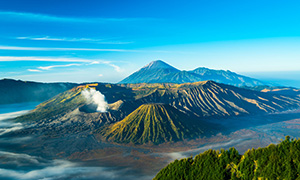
[
  {"left": 162, "top": 111, "right": 300, "bottom": 162},
  {"left": 0, "top": 103, "right": 152, "bottom": 180},
  {"left": 1, "top": 103, "right": 300, "bottom": 180},
  {"left": 0, "top": 151, "right": 151, "bottom": 180}
]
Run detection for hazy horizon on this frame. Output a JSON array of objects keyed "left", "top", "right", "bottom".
[
  {"left": 2, "top": 63, "right": 300, "bottom": 88},
  {"left": 1, "top": 0, "right": 300, "bottom": 86}
]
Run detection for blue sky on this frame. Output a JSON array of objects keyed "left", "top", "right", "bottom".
[{"left": 1, "top": 0, "right": 300, "bottom": 86}]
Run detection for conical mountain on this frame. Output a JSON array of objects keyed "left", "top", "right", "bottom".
[
  {"left": 99, "top": 103, "right": 217, "bottom": 145},
  {"left": 142, "top": 60, "right": 178, "bottom": 70},
  {"left": 119, "top": 60, "right": 266, "bottom": 87},
  {"left": 119, "top": 60, "right": 181, "bottom": 84}
]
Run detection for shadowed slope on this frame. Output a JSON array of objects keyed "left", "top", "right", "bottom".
[
  {"left": 100, "top": 104, "right": 216, "bottom": 145},
  {"left": 15, "top": 85, "right": 87, "bottom": 121},
  {"left": 16, "top": 81, "right": 300, "bottom": 123},
  {"left": 132, "top": 81, "right": 300, "bottom": 118},
  {"left": 191, "top": 67, "right": 264, "bottom": 87},
  {"left": 119, "top": 60, "right": 266, "bottom": 87},
  {"left": 120, "top": 60, "right": 180, "bottom": 84},
  {"left": 0, "top": 78, "right": 76, "bottom": 105}
]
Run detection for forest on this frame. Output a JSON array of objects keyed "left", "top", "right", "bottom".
[{"left": 154, "top": 136, "right": 300, "bottom": 180}]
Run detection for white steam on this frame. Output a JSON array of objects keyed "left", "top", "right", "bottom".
[{"left": 81, "top": 88, "right": 108, "bottom": 112}]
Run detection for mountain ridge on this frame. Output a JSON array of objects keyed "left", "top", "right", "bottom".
[
  {"left": 16, "top": 80, "right": 300, "bottom": 123},
  {"left": 99, "top": 103, "right": 217, "bottom": 144},
  {"left": 141, "top": 60, "right": 179, "bottom": 70},
  {"left": 119, "top": 60, "right": 266, "bottom": 87},
  {"left": 0, "top": 78, "right": 77, "bottom": 105},
  {"left": 14, "top": 80, "right": 300, "bottom": 145}
]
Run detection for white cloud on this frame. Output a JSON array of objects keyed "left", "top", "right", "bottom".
[
  {"left": 98, "top": 74, "right": 103, "bottom": 77},
  {"left": 109, "top": 64, "right": 122, "bottom": 72},
  {"left": 38, "top": 63, "right": 81, "bottom": 70},
  {"left": 0, "top": 45, "right": 131, "bottom": 52},
  {"left": 0, "top": 110, "right": 30, "bottom": 121},
  {"left": 16, "top": 36, "right": 133, "bottom": 44},
  {"left": 0, "top": 126, "right": 23, "bottom": 136},
  {"left": 0, "top": 56, "right": 98, "bottom": 63},
  {"left": 0, "top": 56, "right": 122, "bottom": 72},
  {"left": 0, "top": 159, "right": 149, "bottom": 180},
  {"left": 0, "top": 11, "right": 145, "bottom": 23},
  {"left": 101, "top": 61, "right": 123, "bottom": 72},
  {"left": 90, "top": 61, "right": 101, "bottom": 64},
  {"left": 0, "top": 150, "right": 150, "bottom": 180},
  {"left": 27, "top": 69, "right": 42, "bottom": 72}
]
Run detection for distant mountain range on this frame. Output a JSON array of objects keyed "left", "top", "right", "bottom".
[
  {"left": 0, "top": 79, "right": 76, "bottom": 104},
  {"left": 16, "top": 81, "right": 300, "bottom": 144},
  {"left": 119, "top": 60, "right": 266, "bottom": 87}
]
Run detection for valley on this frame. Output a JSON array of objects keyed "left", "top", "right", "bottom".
[
  {"left": 2, "top": 105, "right": 300, "bottom": 179},
  {"left": 2, "top": 62, "right": 300, "bottom": 179},
  {"left": 2, "top": 0, "right": 300, "bottom": 178}
]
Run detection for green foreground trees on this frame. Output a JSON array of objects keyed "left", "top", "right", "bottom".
[{"left": 154, "top": 136, "right": 300, "bottom": 180}]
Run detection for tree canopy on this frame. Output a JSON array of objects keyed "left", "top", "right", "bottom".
[{"left": 154, "top": 136, "right": 300, "bottom": 180}]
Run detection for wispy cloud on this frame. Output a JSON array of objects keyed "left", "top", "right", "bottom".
[
  {"left": 105, "top": 63, "right": 122, "bottom": 72},
  {"left": 27, "top": 69, "right": 42, "bottom": 72},
  {"left": 38, "top": 63, "right": 81, "bottom": 70},
  {"left": 17, "top": 36, "right": 133, "bottom": 45},
  {"left": 0, "top": 56, "right": 99, "bottom": 63},
  {"left": 0, "top": 152, "right": 151, "bottom": 180},
  {"left": 0, "top": 110, "right": 30, "bottom": 121},
  {"left": 0, "top": 45, "right": 133, "bottom": 52},
  {"left": 0, "top": 56, "right": 122, "bottom": 72},
  {"left": 0, "top": 11, "right": 146, "bottom": 23}
]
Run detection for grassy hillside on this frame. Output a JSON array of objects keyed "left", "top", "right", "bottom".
[
  {"left": 99, "top": 104, "right": 217, "bottom": 145},
  {"left": 154, "top": 136, "right": 300, "bottom": 180},
  {"left": 14, "top": 82, "right": 137, "bottom": 122},
  {"left": 15, "top": 85, "right": 88, "bottom": 121}
]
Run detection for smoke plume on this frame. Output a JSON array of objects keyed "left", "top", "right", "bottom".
[{"left": 81, "top": 88, "right": 108, "bottom": 112}]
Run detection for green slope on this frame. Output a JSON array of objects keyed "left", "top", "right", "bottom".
[
  {"left": 99, "top": 104, "right": 216, "bottom": 145},
  {"left": 15, "top": 84, "right": 89, "bottom": 121},
  {"left": 14, "top": 82, "right": 137, "bottom": 122},
  {"left": 154, "top": 136, "right": 300, "bottom": 180}
]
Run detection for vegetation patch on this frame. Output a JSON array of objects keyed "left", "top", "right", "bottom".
[
  {"left": 99, "top": 103, "right": 217, "bottom": 145},
  {"left": 154, "top": 136, "right": 300, "bottom": 180}
]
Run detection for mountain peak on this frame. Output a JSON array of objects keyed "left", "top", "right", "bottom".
[
  {"left": 99, "top": 103, "right": 212, "bottom": 144},
  {"left": 142, "top": 60, "right": 178, "bottom": 70},
  {"left": 119, "top": 60, "right": 265, "bottom": 86}
]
